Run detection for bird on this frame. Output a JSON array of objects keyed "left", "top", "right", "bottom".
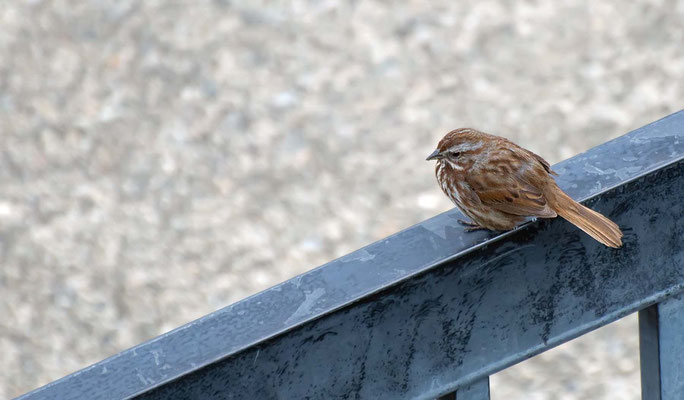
[{"left": 426, "top": 128, "right": 623, "bottom": 248}]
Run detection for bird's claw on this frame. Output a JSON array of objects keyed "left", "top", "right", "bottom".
[
  {"left": 464, "top": 226, "right": 488, "bottom": 232},
  {"left": 458, "top": 219, "right": 487, "bottom": 232},
  {"left": 457, "top": 219, "right": 479, "bottom": 227}
]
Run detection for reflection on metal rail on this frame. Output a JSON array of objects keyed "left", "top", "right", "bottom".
[{"left": 18, "top": 111, "right": 684, "bottom": 400}]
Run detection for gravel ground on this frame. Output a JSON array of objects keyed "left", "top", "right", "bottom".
[{"left": 1, "top": 1, "right": 683, "bottom": 398}]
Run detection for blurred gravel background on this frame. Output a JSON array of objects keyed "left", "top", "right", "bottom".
[{"left": 1, "top": 1, "right": 683, "bottom": 398}]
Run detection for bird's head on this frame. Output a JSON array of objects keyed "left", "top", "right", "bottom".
[{"left": 426, "top": 128, "right": 487, "bottom": 161}]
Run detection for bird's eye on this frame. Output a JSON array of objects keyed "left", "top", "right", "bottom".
[{"left": 450, "top": 151, "right": 461, "bottom": 157}]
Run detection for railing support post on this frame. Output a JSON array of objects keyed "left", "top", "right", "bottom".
[
  {"left": 437, "top": 377, "right": 490, "bottom": 400},
  {"left": 639, "top": 293, "right": 684, "bottom": 400}
]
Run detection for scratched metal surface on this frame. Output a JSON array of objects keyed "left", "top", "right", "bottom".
[{"left": 17, "top": 112, "right": 684, "bottom": 400}]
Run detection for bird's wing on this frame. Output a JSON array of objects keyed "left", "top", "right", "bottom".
[
  {"left": 466, "top": 162, "right": 557, "bottom": 218},
  {"left": 528, "top": 150, "right": 558, "bottom": 176}
]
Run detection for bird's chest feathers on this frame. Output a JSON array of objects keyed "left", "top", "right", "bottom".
[{"left": 436, "top": 160, "right": 470, "bottom": 205}]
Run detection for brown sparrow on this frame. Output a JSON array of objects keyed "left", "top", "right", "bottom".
[{"left": 427, "top": 128, "right": 623, "bottom": 248}]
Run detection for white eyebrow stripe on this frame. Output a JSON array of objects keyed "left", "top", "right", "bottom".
[{"left": 450, "top": 142, "right": 483, "bottom": 153}]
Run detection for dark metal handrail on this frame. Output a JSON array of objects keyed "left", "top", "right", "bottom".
[{"left": 18, "top": 111, "right": 684, "bottom": 400}]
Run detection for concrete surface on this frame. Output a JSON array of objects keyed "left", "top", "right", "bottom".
[{"left": 1, "top": 1, "right": 682, "bottom": 398}]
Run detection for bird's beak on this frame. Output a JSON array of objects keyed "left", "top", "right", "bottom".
[{"left": 426, "top": 149, "right": 442, "bottom": 161}]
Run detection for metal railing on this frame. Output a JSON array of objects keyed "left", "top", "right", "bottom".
[{"left": 18, "top": 111, "right": 684, "bottom": 400}]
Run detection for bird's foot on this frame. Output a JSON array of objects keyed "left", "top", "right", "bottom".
[
  {"left": 457, "top": 219, "right": 488, "bottom": 232},
  {"left": 464, "top": 226, "right": 489, "bottom": 232}
]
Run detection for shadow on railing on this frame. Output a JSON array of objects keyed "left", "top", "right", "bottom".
[{"left": 18, "top": 111, "right": 684, "bottom": 400}]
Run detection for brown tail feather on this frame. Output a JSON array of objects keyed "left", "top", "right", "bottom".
[{"left": 548, "top": 188, "right": 623, "bottom": 248}]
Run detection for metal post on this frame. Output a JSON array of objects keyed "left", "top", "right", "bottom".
[
  {"left": 437, "top": 391, "right": 456, "bottom": 400},
  {"left": 457, "top": 378, "right": 490, "bottom": 400},
  {"left": 446, "top": 378, "right": 490, "bottom": 400},
  {"left": 639, "top": 293, "right": 684, "bottom": 400}
]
